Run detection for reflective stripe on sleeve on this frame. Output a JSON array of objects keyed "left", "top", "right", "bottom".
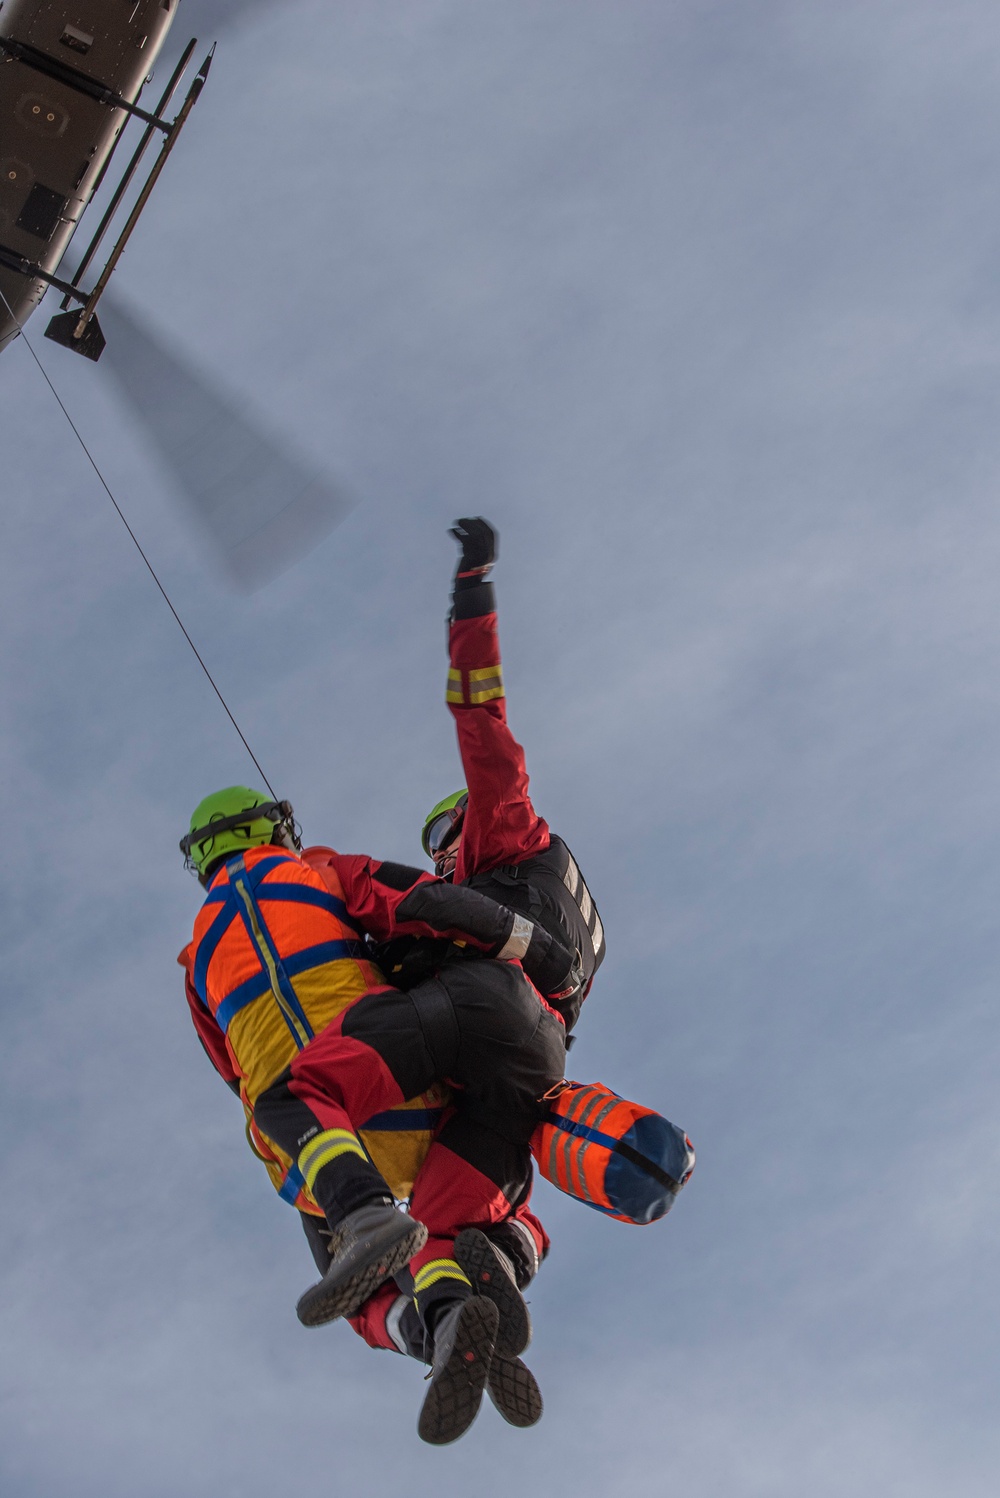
[
  {"left": 467, "top": 664, "right": 504, "bottom": 704},
  {"left": 446, "top": 668, "right": 463, "bottom": 705},
  {"left": 497, "top": 913, "right": 534, "bottom": 962}
]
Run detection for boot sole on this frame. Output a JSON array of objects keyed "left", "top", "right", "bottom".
[
  {"left": 296, "top": 1217, "right": 428, "bottom": 1327},
  {"left": 487, "top": 1355, "right": 543, "bottom": 1428},
  {"left": 418, "top": 1297, "right": 499, "bottom": 1446},
  {"left": 454, "top": 1228, "right": 531, "bottom": 1357}
]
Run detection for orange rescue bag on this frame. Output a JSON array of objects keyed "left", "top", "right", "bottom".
[{"left": 531, "top": 1080, "right": 695, "bottom": 1224}]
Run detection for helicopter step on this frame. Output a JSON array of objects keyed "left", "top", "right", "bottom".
[
  {"left": 41, "top": 306, "right": 105, "bottom": 361},
  {"left": 44, "top": 46, "right": 213, "bottom": 363}
]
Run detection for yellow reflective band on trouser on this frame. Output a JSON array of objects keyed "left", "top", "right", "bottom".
[
  {"left": 298, "top": 1128, "right": 370, "bottom": 1192},
  {"left": 467, "top": 664, "right": 504, "bottom": 704},
  {"left": 446, "top": 668, "right": 463, "bottom": 705},
  {"left": 412, "top": 1258, "right": 472, "bottom": 1302}
]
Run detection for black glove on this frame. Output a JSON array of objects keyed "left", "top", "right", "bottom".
[{"left": 450, "top": 517, "right": 498, "bottom": 578}]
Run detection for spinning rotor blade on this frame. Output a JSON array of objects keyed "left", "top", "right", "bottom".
[{"left": 98, "top": 296, "right": 353, "bottom": 590}]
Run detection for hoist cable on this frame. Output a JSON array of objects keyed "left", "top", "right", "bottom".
[{"left": 0, "top": 289, "right": 276, "bottom": 798}]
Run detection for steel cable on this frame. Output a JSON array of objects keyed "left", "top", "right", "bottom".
[{"left": 0, "top": 286, "right": 276, "bottom": 797}]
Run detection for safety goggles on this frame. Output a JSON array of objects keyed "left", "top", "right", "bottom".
[
  {"left": 425, "top": 804, "right": 465, "bottom": 858},
  {"left": 179, "top": 798, "right": 297, "bottom": 866}
]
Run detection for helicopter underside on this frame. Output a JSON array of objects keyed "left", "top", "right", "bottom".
[{"left": 0, "top": 0, "right": 178, "bottom": 352}]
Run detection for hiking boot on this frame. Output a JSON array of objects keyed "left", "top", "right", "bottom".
[
  {"left": 296, "top": 1203, "right": 427, "bottom": 1327},
  {"left": 417, "top": 1296, "right": 499, "bottom": 1446},
  {"left": 483, "top": 1217, "right": 542, "bottom": 1289},
  {"left": 454, "top": 1227, "right": 531, "bottom": 1357},
  {"left": 487, "top": 1354, "right": 543, "bottom": 1428}
]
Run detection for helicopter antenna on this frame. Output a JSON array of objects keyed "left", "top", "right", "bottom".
[{"left": 0, "top": 286, "right": 277, "bottom": 799}]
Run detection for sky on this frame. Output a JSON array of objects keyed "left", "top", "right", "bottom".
[{"left": 1, "top": 1, "right": 1000, "bottom": 1492}]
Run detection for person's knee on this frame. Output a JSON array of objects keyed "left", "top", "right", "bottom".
[
  {"left": 253, "top": 1069, "right": 293, "bottom": 1137},
  {"left": 341, "top": 985, "right": 439, "bottom": 1099},
  {"left": 441, "top": 960, "right": 546, "bottom": 1047}
]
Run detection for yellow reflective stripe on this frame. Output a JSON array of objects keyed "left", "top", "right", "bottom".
[
  {"left": 233, "top": 877, "right": 312, "bottom": 1050},
  {"left": 446, "top": 667, "right": 463, "bottom": 705},
  {"left": 467, "top": 664, "right": 504, "bottom": 705},
  {"left": 298, "top": 1128, "right": 368, "bottom": 1190},
  {"left": 413, "top": 1258, "right": 471, "bottom": 1298}
]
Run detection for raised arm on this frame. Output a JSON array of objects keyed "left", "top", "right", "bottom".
[{"left": 447, "top": 518, "right": 550, "bottom": 878}]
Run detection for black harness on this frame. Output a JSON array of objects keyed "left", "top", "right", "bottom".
[
  {"left": 463, "top": 835, "right": 605, "bottom": 1033},
  {"left": 370, "top": 835, "right": 604, "bottom": 1035}
]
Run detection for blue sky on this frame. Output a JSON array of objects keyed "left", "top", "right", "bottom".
[{"left": 2, "top": 2, "right": 1000, "bottom": 1492}]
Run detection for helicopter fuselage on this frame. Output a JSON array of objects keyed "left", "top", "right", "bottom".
[{"left": 0, "top": 0, "right": 180, "bottom": 353}]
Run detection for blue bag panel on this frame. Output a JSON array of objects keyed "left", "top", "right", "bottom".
[{"left": 604, "top": 1114, "right": 693, "bottom": 1225}]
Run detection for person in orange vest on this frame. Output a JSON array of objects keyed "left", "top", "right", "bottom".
[{"left": 179, "top": 790, "right": 574, "bottom": 1443}]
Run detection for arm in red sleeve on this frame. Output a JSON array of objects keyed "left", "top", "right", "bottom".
[
  {"left": 178, "top": 945, "right": 240, "bottom": 1092},
  {"left": 305, "top": 848, "right": 520, "bottom": 947},
  {"left": 447, "top": 578, "right": 550, "bottom": 877},
  {"left": 302, "top": 848, "right": 577, "bottom": 998}
]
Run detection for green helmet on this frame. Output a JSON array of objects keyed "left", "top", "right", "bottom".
[
  {"left": 180, "top": 786, "right": 296, "bottom": 882},
  {"left": 421, "top": 789, "right": 469, "bottom": 858}
]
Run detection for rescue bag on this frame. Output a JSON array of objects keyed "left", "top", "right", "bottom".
[{"left": 531, "top": 1081, "right": 694, "bottom": 1225}]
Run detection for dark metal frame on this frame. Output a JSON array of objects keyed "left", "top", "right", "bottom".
[
  {"left": 0, "top": 35, "right": 213, "bottom": 360},
  {"left": 60, "top": 37, "right": 200, "bottom": 305},
  {"left": 0, "top": 35, "right": 179, "bottom": 132},
  {"left": 0, "top": 240, "right": 86, "bottom": 303}
]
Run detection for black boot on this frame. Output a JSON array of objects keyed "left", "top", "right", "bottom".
[
  {"left": 417, "top": 1296, "right": 499, "bottom": 1445},
  {"left": 453, "top": 1228, "right": 531, "bottom": 1357},
  {"left": 483, "top": 1217, "right": 543, "bottom": 1290},
  {"left": 296, "top": 1203, "right": 427, "bottom": 1327},
  {"left": 486, "top": 1354, "right": 543, "bottom": 1428}
]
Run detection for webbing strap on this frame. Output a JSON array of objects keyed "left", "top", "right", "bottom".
[
  {"left": 278, "top": 1163, "right": 307, "bottom": 1205},
  {"left": 360, "top": 1108, "right": 446, "bottom": 1133},
  {"left": 613, "top": 1138, "right": 682, "bottom": 1195},
  {"left": 230, "top": 856, "right": 315, "bottom": 1051},
  {"left": 544, "top": 1109, "right": 683, "bottom": 1193}
]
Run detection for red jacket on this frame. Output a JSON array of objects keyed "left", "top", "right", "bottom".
[
  {"left": 447, "top": 601, "right": 550, "bottom": 881},
  {"left": 446, "top": 576, "right": 606, "bottom": 1031}
]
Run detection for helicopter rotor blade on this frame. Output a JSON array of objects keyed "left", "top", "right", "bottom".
[{"left": 97, "top": 294, "right": 353, "bottom": 591}]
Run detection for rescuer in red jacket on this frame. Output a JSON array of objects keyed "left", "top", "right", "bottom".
[
  {"left": 179, "top": 788, "right": 573, "bottom": 1443},
  {"left": 346, "top": 518, "right": 606, "bottom": 1414},
  {"left": 435, "top": 517, "right": 606, "bottom": 1019}
]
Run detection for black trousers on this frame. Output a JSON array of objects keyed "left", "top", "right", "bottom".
[{"left": 255, "top": 959, "right": 566, "bottom": 1300}]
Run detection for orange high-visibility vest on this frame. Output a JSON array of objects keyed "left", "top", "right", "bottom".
[
  {"left": 191, "top": 845, "right": 384, "bottom": 1102},
  {"left": 191, "top": 846, "right": 447, "bottom": 1209}
]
